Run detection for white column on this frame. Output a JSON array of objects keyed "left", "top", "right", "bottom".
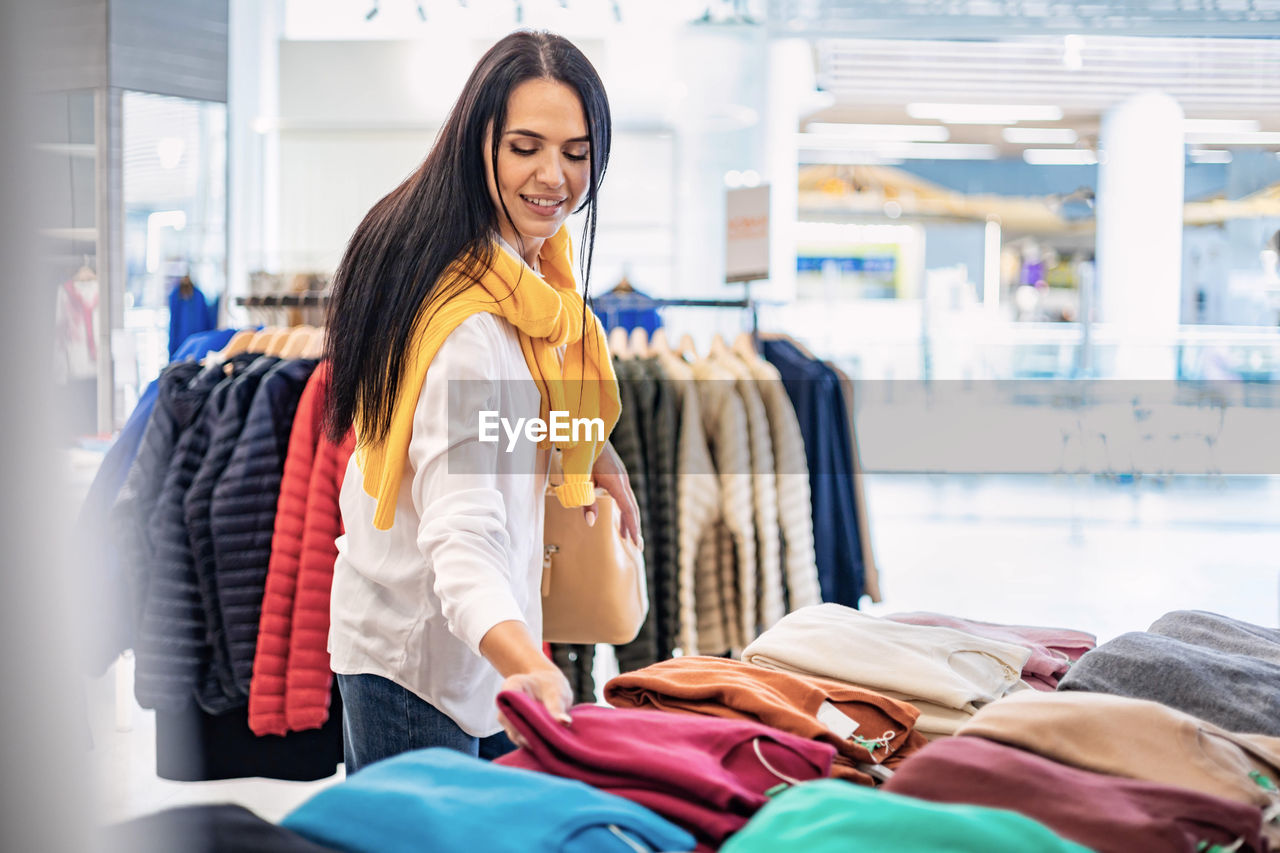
[
  {"left": 764, "top": 38, "right": 809, "bottom": 304},
  {"left": 1095, "top": 92, "right": 1184, "bottom": 378}
]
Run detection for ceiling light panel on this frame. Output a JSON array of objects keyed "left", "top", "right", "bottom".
[
  {"left": 1002, "top": 127, "right": 1080, "bottom": 144},
  {"left": 907, "top": 103, "right": 1064, "bottom": 124},
  {"left": 1022, "top": 148, "right": 1099, "bottom": 165},
  {"left": 803, "top": 123, "right": 951, "bottom": 142},
  {"left": 815, "top": 36, "right": 1280, "bottom": 117}
]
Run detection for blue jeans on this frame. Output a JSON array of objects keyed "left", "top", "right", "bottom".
[{"left": 336, "top": 673, "right": 515, "bottom": 774}]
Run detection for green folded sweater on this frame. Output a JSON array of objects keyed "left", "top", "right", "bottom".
[{"left": 722, "top": 780, "right": 1095, "bottom": 853}]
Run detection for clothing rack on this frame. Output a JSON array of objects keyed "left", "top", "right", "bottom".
[
  {"left": 234, "top": 292, "right": 329, "bottom": 308},
  {"left": 589, "top": 292, "right": 760, "bottom": 341},
  {"left": 235, "top": 291, "right": 761, "bottom": 339}
]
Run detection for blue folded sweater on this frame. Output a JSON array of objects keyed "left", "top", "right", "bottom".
[{"left": 282, "top": 748, "right": 696, "bottom": 853}]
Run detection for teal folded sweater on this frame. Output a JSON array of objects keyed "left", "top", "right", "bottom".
[
  {"left": 282, "top": 748, "right": 695, "bottom": 853},
  {"left": 722, "top": 780, "right": 1095, "bottom": 853}
]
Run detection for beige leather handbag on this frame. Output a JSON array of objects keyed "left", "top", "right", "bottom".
[{"left": 541, "top": 472, "right": 647, "bottom": 645}]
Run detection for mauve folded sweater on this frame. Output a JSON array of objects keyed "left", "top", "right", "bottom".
[{"left": 884, "top": 735, "right": 1269, "bottom": 853}]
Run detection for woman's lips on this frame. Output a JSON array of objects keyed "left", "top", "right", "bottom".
[{"left": 520, "top": 194, "right": 565, "bottom": 218}]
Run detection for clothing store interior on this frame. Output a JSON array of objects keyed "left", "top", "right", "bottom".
[{"left": 6, "top": 0, "right": 1280, "bottom": 850}]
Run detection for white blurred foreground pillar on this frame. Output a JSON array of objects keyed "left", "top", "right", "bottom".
[{"left": 1095, "top": 92, "right": 1185, "bottom": 379}]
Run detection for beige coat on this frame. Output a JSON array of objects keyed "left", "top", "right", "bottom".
[
  {"left": 711, "top": 345, "right": 784, "bottom": 633},
  {"left": 691, "top": 355, "right": 756, "bottom": 651},
  {"left": 737, "top": 349, "right": 822, "bottom": 613},
  {"left": 653, "top": 348, "right": 726, "bottom": 656}
]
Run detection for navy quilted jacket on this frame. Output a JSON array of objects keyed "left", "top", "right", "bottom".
[
  {"left": 133, "top": 354, "right": 260, "bottom": 712},
  {"left": 112, "top": 360, "right": 206, "bottom": 632},
  {"left": 183, "top": 356, "right": 281, "bottom": 706},
  {"left": 210, "top": 358, "right": 318, "bottom": 697}
]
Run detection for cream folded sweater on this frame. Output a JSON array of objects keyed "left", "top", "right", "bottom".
[{"left": 743, "top": 604, "right": 1029, "bottom": 716}]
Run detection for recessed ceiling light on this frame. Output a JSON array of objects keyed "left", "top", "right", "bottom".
[
  {"left": 804, "top": 123, "right": 950, "bottom": 143},
  {"left": 1023, "top": 149, "right": 1098, "bottom": 165},
  {"left": 1189, "top": 149, "right": 1233, "bottom": 164},
  {"left": 907, "top": 103, "right": 1064, "bottom": 125},
  {"left": 799, "top": 141, "right": 999, "bottom": 161},
  {"left": 1183, "top": 119, "right": 1261, "bottom": 133},
  {"left": 1184, "top": 131, "right": 1280, "bottom": 146},
  {"left": 1003, "top": 127, "right": 1079, "bottom": 144}
]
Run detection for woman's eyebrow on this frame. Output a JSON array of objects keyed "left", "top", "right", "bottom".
[{"left": 504, "top": 128, "right": 590, "bottom": 143}]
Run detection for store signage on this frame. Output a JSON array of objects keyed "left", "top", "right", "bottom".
[{"left": 725, "top": 184, "right": 770, "bottom": 283}]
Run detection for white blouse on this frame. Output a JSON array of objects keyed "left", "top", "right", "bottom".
[{"left": 329, "top": 308, "right": 550, "bottom": 737}]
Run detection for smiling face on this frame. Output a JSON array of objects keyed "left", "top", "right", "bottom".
[{"left": 485, "top": 78, "right": 592, "bottom": 266}]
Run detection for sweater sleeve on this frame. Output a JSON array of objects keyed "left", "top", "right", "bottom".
[{"left": 412, "top": 319, "right": 528, "bottom": 657}]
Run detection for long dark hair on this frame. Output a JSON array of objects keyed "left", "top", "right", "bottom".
[{"left": 324, "top": 30, "right": 611, "bottom": 444}]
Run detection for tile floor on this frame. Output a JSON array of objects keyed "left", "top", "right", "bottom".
[{"left": 86, "top": 472, "right": 1280, "bottom": 828}]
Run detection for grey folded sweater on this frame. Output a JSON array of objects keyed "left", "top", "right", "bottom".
[{"left": 1058, "top": 630, "right": 1280, "bottom": 736}]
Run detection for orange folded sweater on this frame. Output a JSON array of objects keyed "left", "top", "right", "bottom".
[{"left": 605, "top": 656, "right": 927, "bottom": 785}]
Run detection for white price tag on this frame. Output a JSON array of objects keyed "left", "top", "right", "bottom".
[{"left": 816, "top": 701, "right": 859, "bottom": 740}]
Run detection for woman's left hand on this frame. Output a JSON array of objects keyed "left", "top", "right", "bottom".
[{"left": 590, "top": 441, "right": 642, "bottom": 547}]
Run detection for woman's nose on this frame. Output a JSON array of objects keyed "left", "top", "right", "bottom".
[{"left": 535, "top": 152, "right": 565, "bottom": 188}]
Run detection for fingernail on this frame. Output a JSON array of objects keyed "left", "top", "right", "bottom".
[{"left": 585, "top": 511, "right": 597, "bottom": 527}]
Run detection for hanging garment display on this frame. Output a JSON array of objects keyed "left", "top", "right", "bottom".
[{"left": 761, "top": 337, "right": 864, "bottom": 607}]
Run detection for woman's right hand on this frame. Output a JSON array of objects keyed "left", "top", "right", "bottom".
[{"left": 497, "top": 666, "right": 573, "bottom": 748}]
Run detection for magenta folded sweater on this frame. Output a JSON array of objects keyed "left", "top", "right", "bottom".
[
  {"left": 494, "top": 690, "right": 835, "bottom": 848},
  {"left": 883, "top": 611, "right": 1096, "bottom": 690}
]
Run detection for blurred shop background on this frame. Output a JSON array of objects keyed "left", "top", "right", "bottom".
[{"left": 23, "top": 0, "right": 1280, "bottom": 828}]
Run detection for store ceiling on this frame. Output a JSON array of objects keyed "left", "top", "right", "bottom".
[
  {"left": 768, "top": 0, "right": 1280, "bottom": 37},
  {"left": 806, "top": 36, "right": 1280, "bottom": 159}
]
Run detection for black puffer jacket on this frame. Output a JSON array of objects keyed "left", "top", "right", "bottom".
[
  {"left": 112, "top": 360, "right": 205, "bottom": 632},
  {"left": 132, "top": 354, "right": 260, "bottom": 712},
  {"left": 210, "top": 357, "right": 318, "bottom": 696},
  {"left": 184, "top": 355, "right": 281, "bottom": 707}
]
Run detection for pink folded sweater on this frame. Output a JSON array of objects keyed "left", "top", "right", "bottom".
[{"left": 883, "top": 611, "right": 1096, "bottom": 690}]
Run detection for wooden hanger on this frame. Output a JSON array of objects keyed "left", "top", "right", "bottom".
[
  {"left": 628, "top": 326, "right": 649, "bottom": 358},
  {"left": 678, "top": 333, "right": 698, "bottom": 360},
  {"left": 303, "top": 327, "right": 326, "bottom": 360},
  {"left": 264, "top": 327, "right": 292, "bottom": 356},
  {"left": 73, "top": 260, "right": 97, "bottom": 282},
  {"left": 246, "top": 327, "right": 278, "bottom": 354},
  {"left": 609, "top": 326, "right": 631, "bottom": 359},
  {"left": 709, "top": 332, "right": 730, "bottom": 359},
  {"left": 649, "top": 328, "right": 670, "bottom": 355},
  {"left": 216, "top": 329, "right": 256, "bottom": 360},
  {"left": 732, "top": 331, "right": 757, "bottom": 361},
  {"left": 278, "top": 325, "right": 314, "bottom": 359}
]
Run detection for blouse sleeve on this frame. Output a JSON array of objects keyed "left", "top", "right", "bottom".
[{"left": 410, "top": 314, "right": 528, "bottom": 656}]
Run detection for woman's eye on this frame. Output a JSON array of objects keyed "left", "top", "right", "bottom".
[
  {"left": 510, "top": 146, "right": 537, "bottom": 156},
  {"left": 564, "top": 152, "right": 589, "bottom": 162}
]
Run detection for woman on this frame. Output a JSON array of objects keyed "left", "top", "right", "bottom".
[{"left": 323, "top": 30, "right": 640, "bottom": 774}]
